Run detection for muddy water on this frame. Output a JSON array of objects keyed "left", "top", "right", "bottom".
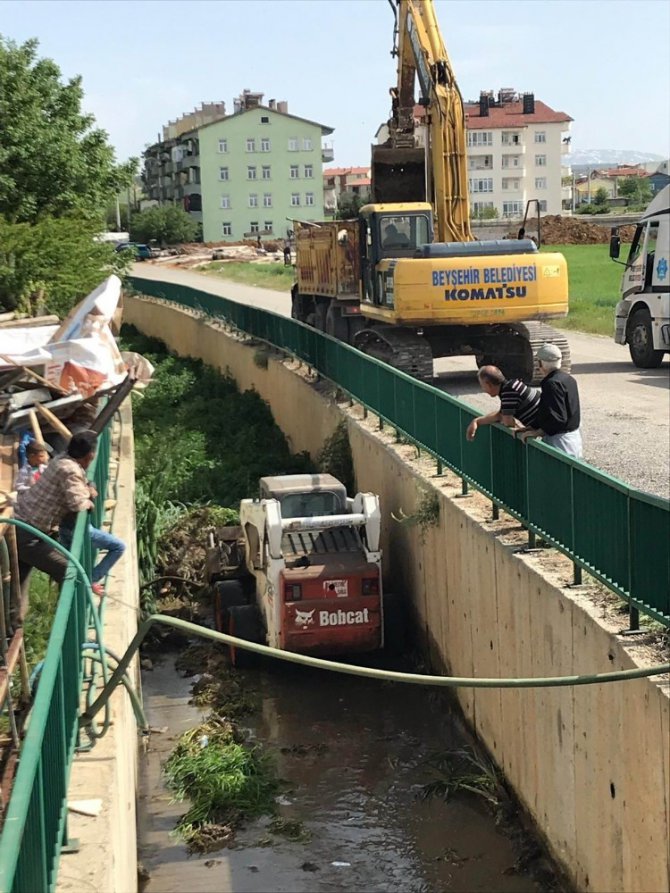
[{"left": 138, "top": 655, "right": 546, "bottom": 893}]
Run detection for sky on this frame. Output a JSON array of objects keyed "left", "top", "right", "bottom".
[{"left": 1, "top": 0, "right": 669, "bottom": 167}]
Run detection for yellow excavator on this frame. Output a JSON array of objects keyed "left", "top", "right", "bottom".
[{"left": 292, "top": 0, "right": 570, "bottom": 382}]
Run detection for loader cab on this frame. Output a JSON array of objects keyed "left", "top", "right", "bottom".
[{"left": 359, "top": 202, "right": 433, "bottom": 305}]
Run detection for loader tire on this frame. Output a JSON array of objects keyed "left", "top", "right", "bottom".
[
  {"left": 213, "top": 580, "right": 246, "bottom": 633},
  {"left": 227, "top": 604, "right": 263, "bottom": 668}
]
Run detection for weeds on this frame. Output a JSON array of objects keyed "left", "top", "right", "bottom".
[
  {"left": 392, "top": 488, "right": 440, "bottom": 542},
  {"left": 176, "top": 643, "right": 259, "bottom": 719},
  {"left": 317, "top": 421, "right": 355, "bottom": 495},
  {"left": 419, "top": 746, "right": 500, "bottom": 807},
  {"left": 164, "top": 715, "right": 279, "bottom": 851},
  {"left": 23, "top": 572, "right": 59, "bottom": 671}
]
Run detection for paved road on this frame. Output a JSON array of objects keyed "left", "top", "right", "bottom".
[{"left": 131, "top": 263, "right": 669, "bottom": 498}]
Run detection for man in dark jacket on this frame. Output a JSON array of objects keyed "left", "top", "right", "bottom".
[{"left": 518, "top": 343, "right": 582, "bottom": 457}]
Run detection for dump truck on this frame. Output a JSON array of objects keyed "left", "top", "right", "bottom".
[
  {"left": 291, "top": 0, "right": 570, "bottom": 384},
  {"left": 609, "top": 185, "right": 670, "bottom": 367},
  {"left": 206, "top": 474, "right": 400, "bottom": 664}
]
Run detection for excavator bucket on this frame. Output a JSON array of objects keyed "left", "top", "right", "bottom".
[{"left": 371, "top": 145, "right": 427, "bottom": 204}]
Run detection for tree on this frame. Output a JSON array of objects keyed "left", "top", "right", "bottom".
[
  {"left": 618, "top": 176, "right": 652, "bottom": 208},
  {"left": 336, "top": 192, "right": 367, "bottom": 219},
  {"left": 130, "top": 205, "right": 198, "bottom": 245},
  {"left": 0, "top": 215, "right": 131, "bottom": 316},
  {"left": 0, "top": 37, "right": 137, "bottom": 223},
  {"left": 0, "top": 36, "right": 137, "bottom": 314}
]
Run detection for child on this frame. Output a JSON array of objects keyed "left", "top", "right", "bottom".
[{"left": 15, "top": 441, "right": 51, "bottom": 493}]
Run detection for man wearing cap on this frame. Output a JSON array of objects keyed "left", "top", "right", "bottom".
[
  {"left": 517, "top": 343, "right": 582, "bottom": 457},
  {"left": 466, "top": 366, "right": 541, "bottom": 441}
]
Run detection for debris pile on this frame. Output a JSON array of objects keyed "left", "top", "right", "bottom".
[
  {"left": 510, "top": 215, "right": 636, "bottom": 245},
  {"left": 0, "top": 275, "right": 153, "bottom": 498}
]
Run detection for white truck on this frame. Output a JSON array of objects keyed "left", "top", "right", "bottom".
[
  {"left": 610, "top": 185, "right": 670, "bottom": 367},
  {"left": 205, "top": 474, "right": 402, "bottom": 665}
]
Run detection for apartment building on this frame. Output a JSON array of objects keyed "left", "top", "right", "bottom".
[
  {"left": 323, "top": 166, "right": 371, "bottom": 215},
  {"left": 143, "top": 90, "right": 334, "bottom": 242},
  {"left": 375, "top": 88, "right": 572, "bottom": 218}
]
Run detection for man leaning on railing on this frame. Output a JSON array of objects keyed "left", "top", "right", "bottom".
[{"left": 13, "top": 430, "right": 98, "bottom": 625}]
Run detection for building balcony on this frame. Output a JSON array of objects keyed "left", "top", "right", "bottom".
[
  {"left": 500, "top": 140, "right": 525, "bottom": 153},
  {"left": 501, "top": 166, "right": 526, "bottom": 176},
  {"left": 322, "top": 142, "right": 334, "bottom": 163}
]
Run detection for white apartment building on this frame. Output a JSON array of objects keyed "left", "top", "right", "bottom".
[
  {"left": 464, "top": 91, "right": 572, "bottom": 219},
  {"left": 375, "top": 89, "right": 572, "bottom": 219}
]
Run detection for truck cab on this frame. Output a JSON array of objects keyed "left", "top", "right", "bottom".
[{"left": 610, "top": 185, "right": 670, "bottom": 367}]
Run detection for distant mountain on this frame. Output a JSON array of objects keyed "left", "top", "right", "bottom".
[{"left": 567, "top": 149, "right": 665, "bottom": 169}]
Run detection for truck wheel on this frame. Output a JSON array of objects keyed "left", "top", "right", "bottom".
[
  {"left": 628, "top": 310, "right": 665, "bottom": 368},
  {"left": 227, "top": 604, "right": 263, "bottom": 668},
  {"left": 315, "top": 300, "right": 328, "bottom": 333},
  {"left": 326, "top": 304, "right": 350, "bottom": 342},
  {"left": 382, "top": 592, "right": 405, "bottom": 656},
  {"left": 213, "top": 580, "right": 247, "bottom": 633}
]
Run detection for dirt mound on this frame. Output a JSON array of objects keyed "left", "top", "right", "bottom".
[{"left": 509, "top": 215, "right": 636, "bottom": 245}]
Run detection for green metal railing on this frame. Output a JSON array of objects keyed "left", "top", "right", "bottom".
[
  {"left": 129, "top": 276, "right": 670, "bottom": 626},
  {"left": 0, "top": 427, "right": 111, "bottom": 893}
]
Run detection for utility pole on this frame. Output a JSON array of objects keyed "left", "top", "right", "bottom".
[
  {"left": 127, "top": 186, "right": 132, "bottom": 232},
  {"left": 115, "top": 195, "right": 121, "bottom": 231}
]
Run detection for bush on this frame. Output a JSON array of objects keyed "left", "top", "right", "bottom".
[{"left": 130, "top": 205, "right": 198, "bottom": 246}]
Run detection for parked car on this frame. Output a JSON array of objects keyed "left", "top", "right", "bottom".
[{"left": 114, "top": 242, "right": 153, "bottom": 261}]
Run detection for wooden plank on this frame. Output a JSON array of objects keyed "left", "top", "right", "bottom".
[
  {"left": 35, "top": 402, "right": 72, "bottom": 439},
  {"left": 0, "top": 630, "right": 25, "bottom": 705}
]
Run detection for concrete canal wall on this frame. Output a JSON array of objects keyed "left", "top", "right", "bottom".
[{"left": 125, "top": 294, "right": 670, "bottom": 893}]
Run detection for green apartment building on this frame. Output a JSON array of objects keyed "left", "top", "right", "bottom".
[
  {"left": 143, "top": 91, "right": 334, "bottom": 244},
  {"left": 199, "top": 100, "right": 333, "bottom": 243}
]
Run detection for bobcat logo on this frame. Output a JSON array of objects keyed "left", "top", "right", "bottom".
[{"left": 294, "top": 608, "right": 315, "bottom": 628}]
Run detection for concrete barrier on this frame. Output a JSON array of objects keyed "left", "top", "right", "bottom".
[{"left": 124, "top": 294, "right": 670, "bottom": 893}]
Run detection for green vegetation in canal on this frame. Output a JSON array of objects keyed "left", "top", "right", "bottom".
[
  {"left": 164, "top": 714, "right": 280, "bottom": 851},
  {"left": 542, "top": 244, "right": 623, "bottom": 336},
  {"left": 23, "top": 572, "right": 58, "bottom": 671},
  {"left": 121, "top": 326, "right": 312, "bottom": 586},
  {"left": 317, "top": 420, "right": 355, "bottom": 495},
  {"left": 175, "top": 643, "right": 259, "bottom": 718},
  {"left": 204, "top": 261, "right": 293, "bottom": 292}
]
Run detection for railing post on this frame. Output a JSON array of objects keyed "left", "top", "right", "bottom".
[{"left": 573, "top": 563, "right": 582, "bottom": 585}]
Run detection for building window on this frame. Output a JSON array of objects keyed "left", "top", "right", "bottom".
[
  {"left": 535, "top": 131, "right": 546, "bottom": 143},
  {"left": 303, "top": 137, "right": 313, "bottom": 151},
  {"left": 468, "top": 155, "right": 492, "bottom": 170},
  {"left": 219, "top": 167, "right": 229, "bottom": 181},
  {"left": 218, "top": 139, "right": 228, "bottom": 153},
  {"left": 262, "top": 165, "right": 271, "bottom": 180},
  {"left": 501, "top": 155, "right": 521, "bottom": 169},
  {"left": 290, "top": 165, "right": 300, "bottom": 179},
  {"left": 538, "top": 200, "right": 547, "bottom": 212},
  {"left": 535, "top": 154, "right": 547, "bottom": 166},
  {"left": 501, "top": 131, "right": 522, "bottom": 146},
  {"left": 264, "top": 220, "right": 273, "bottom": 232},
  {"left": 260, "top": 115, "right": 270, "bottom": 124},
  {"left": 471, "top": 201, "right": 495, "bottom": 215},
  {"left": 304, "top": 164, "right": 314, "bottom": 178},
  {"left": 222, "top": 222, "right": 232, "bottom": 235},
  {"left": 263, "top": 193, "right": 272, "bottom": 207},
  {"left": 291, "top": 193, "right": 301, "bottom": 206},
  {"left": 220, "top": 195, "right": 231, "bottom": 209},
  {"left": 468, "top": 178, "right": 493, "bottom": 193},
  {"left": 250, "top": 221, "right": 260, "bottom": 233},
  {"left": 247, "top": 165, "right": 257, "bottom": 180},
  {"left": 467, "top": 131, "right": 493, "bottom": 147},
  {"left": 305, "top": 192, "right": 315, "bottom": 206},
  {"left": 502, "top": 178, "right": 521, "bottom": 191},
  {"left": 535, "top": 177, "right": 547, "bottom": 189},
  {"left": 246, "top": 138, "right": 256, "bottom": 152},
  {"left": 288, "top": 137, "right": 299, "bottom": 151},
  {"left": 249, "top": 193, "right": 258, "bottom": 208},
  {"left": 502, "top": 201, "right": 524, "bottom": 217},
  {"left": 260, "top": 137, "right": 271, "bottom": 152}
]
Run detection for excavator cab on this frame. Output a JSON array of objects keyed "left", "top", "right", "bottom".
[{"left": 358, "top": 202, "right": 433, "bottom": 305}]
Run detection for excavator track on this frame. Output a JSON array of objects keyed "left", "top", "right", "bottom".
[
  {"left": 354, "top": 326, "right": 434, "bottom": 381},
  {"left": 512, "top": 321, "right": 572, "bottom": 384}
]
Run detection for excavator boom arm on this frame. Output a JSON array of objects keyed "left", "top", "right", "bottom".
[{"left": 374, "top": 0, "right": 473, "bottom": 242}]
